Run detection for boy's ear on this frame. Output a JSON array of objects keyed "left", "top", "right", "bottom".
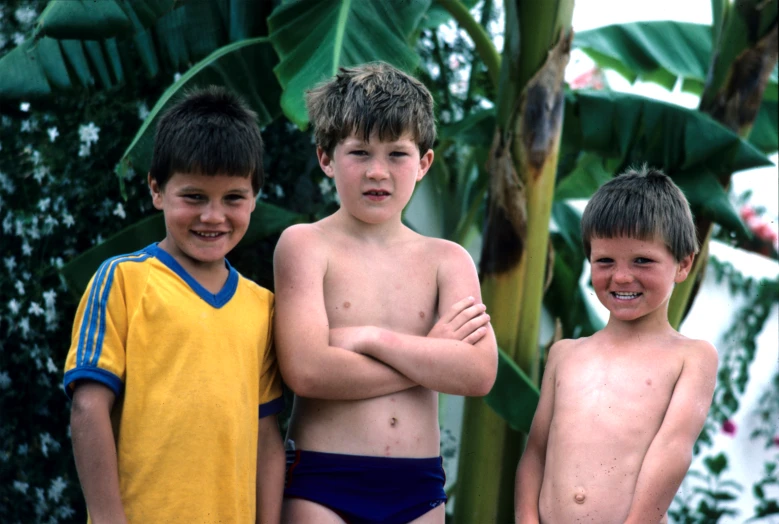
[
  {"left": 148, "top": 173, "right": 164, "bottom": 210},
  {"left": 674, "top": 253, "right": 695, "bottom": 283},
  {"left": 317, "top": 146, "right": 335, "bottom": 178},
  {"left": 416, "top": 149, "right": 434, "bottom": 182}
]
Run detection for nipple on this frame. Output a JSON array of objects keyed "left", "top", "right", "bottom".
[{"left": 574, "top": 487, "right": 586, "bottom": 504}]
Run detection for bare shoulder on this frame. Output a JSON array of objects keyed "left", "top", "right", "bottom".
[
  {"left": 677, "top": 336, "right": 719, "bottom": 372},
  {"left": 546, "top": 337, "right": 583, "bottom": 367}
]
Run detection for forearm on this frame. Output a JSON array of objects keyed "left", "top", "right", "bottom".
[
  {"left": 624, "top": 442, "right": 691, "bottom": 524},
  {"left": 360, "top": 328, "right": 496, "bottom": 396},
  {"left": 515, "top": 448, "right": 544, "bottom": 523},
  {"left": 256, "top": 420, "right": 285, "bottom": 524},
  {"left": 284, "top": 345, "right": 416, "bottom": 400},
  {"left": 71, "top": 406, "right": 126, "bottom": 523}
]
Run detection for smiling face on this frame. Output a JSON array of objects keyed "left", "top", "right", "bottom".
[
  {"left": 149, "top": 171, "right": 256, "bottom": 274},
  {"left": 317, "top": 132, "right": 433, "bottom": 226},
  {"left": 589, "top": 235, "right": 693, "bottom": 325}
]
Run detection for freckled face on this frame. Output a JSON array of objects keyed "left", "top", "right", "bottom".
[
  {"left": 149, "top": 172, "right": 256, "bottom": 273},
  {"left": 317, "top": 132, "right": 433, "bottom": 225},
  {"left": 589, "top": 236, "right": 693, "bottom": 323}
]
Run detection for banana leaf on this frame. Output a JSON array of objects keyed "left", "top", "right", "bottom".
[
  {"left": 268, "top": 0, "right": 432, "bottom": 128},
  {"left": 483, "top": 348, "right": 540, "bottom": 434}
]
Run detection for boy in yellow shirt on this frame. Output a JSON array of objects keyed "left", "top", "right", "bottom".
[{"left": 64, "top": 87, "right": 284, "bottom": 523}]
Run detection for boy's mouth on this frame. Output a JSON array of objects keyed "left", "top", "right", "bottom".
[
  {"left": 611, "top": 292, "right": 641, "bottom": 300},
  {"left": 192, "top": 231, "right": 227, "bottom": 239},
  {"left": 364, "top": 190, "right": 390, "bottom": 196}
]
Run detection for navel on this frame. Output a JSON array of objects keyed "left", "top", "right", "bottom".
[
  {"left": 390, "top": 417, "right": 398, "bottom": 427},
  {"left": 573, "top": 487, "right": 586, "bottom": 504},
  {"left": 646, "top": 378, "right": 652, "bottom": 386}
]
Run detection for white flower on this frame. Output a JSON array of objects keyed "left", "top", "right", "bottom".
[
  {"left": 47, "top": 126, "right": 58, "bottom": 142},
  {"left": 12, "top": 481, "right": 28, "bottom": 494},
  {"left": 8, "top": 299, "right": 19, "bottom": 314},
  {"left": 14, "top": 6, "right": 37, "bottom": 25},
  {"left": 174, "top": 72, "right": 182, "bottom": 82},
  {"left": 274, "top": 185, "right": 285, "bottom": 198},
  {"left": 79, "top": 122, "right": 100, "bottom": 145},
  {"left": 50, "top": 257, "right": 64, "bottom": 269},
  {"left": 12, "top": 31, "right": 25, "bottom": 45},
  {"left": 319, "top": 177, "right": 333, "bottom": 196},
  {"left": 14, "top": 218, "right": 24, "bottom": 236},
  {"left": 17, "top": 444, "right": 28, "bottom": 455},
  {"left": 0, "top": 34, "right": 6, "bottom": 49},
  {"left": 20, "top": 119, "right": 32, "bottom": 132},
  {"left": 46, "top": 357, "right": 58, "bottom": 374},
  {"left": 43, "top": 214, "right": 58, "bottom": 234},
  {"left": 57, "top": 506, "right": 76, "bottom": 519},
  {"left": 22, "top": 241, "right": 32, "bottom": 256},
  {"left": 19, "top": 316, "right": 30, "bottom": 338},
  {"left": 0, "top": 172, "right": 15, "bottom": 194},
  {"left": 94, "top": 234, "right": 104, "bottom": 245},
  {"left": 45, "top": 308, "right": 58, "bottom": 330},
  {"left": 4, "top": 256, "right": 15, "bottom": 272},
  {"left": 0, "top": 371, "right": 11, "bottom": 389},
  {"left": 37, "top": 197, "right": 50, "bottom": 212},
  {"left": 48, "top": 477, "right": 67, "bottom": 503},
  {"left": 113, "top": 202, "right": 126, "bottom": 219},
  {"left": 22, "top": 271, "right": 30, "bottom": 280},
  {"left": 14, "top": 280, "right": 25, "bottom": 295},
  {"left": 62, "top": 212, "right": 75, "bottom": 228},
  {"left": 2, "top": 213, "right": 11, "bottom": 234},
  {"left": 29, "top": 301, "right": 44, "bottom": 316},
  {"left": 39, "top": 432, "right": 60, "bottom": 458},
  {"left": 137, "top": 102, "right": 150, "bottom": 120},
  {"left": 78, "top": 143, "right": 91, "bottom": 157}
]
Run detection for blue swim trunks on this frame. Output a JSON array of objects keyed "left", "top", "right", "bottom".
[{"left": 284, "top": 449, "right": 447, "bottom": 524}]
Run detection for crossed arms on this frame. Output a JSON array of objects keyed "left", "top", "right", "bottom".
[{"left": 273, "top": 225, "right": 498, "bottom": 400}]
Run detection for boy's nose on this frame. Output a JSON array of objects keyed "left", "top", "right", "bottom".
[
  {"left": 200, "top": 204, "right": 226, "bottom": 223},
  {"left": 613, "top": 267, "right": 634, "bottom": 284},
  {"left": 366, "top": 160, "right": 389, "bottom": 180}
]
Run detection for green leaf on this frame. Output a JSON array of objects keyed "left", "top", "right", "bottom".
[
  {"left": 554, "top": 152, "right": 613, "bottom": 200},
  {"left": 62, "top": 202, "right": 302, "bottom": 295},
  {"left": 574, "top": 22, "right": 712, "bottom": 92},
  {"left": 36, "top": 0, "right": 135, "bottom": 39},
  {"left": 118, "top": 37, "right": 282, "bottom": 180},
  {"left": 421, "top": 0, "right": 480, "bottom": 29},
  {"left": 0, "top": 0, "right": 260, "bottom": 100},
  {"left": 749, "top": 99, "right": 779, "bottom": 154},
  {"left": 439, "top": 109, "right": 496, "bottom": 147},
  {"left": 483, "top": 348, "right": 540, "bottom": 434},
  {"left": 268, "top": 0, "right": 432, "bottom": 128},
  {"left": 703, "top": 452, "right": 729, "bottom": 476},
  {"left": 675, "top": 169, "right": 750, "bottom": 238}
]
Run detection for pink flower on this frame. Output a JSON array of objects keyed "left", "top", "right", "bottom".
[
  {"left": 773, "top": 436, "right": 779, "bottom": 447},
  {"left": 722, "top": 419, "right": 737, "bottom": 436},
  {"left": 740, "top": 205, "right": 756, "bottom": 221}
]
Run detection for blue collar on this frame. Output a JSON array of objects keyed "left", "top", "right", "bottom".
[{"left": 145, "top": 244, "right": 238, "bottom": 308}]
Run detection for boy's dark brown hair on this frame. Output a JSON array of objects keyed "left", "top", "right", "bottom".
[
  {"left": 581, "top": 165, "right": 699, "bottom": 262},
  {"left": 149, "top": 86, "right": 264, "bottom": 194},
  {"left": 306, "top": 62, "right": 436, "bottom": 155}
]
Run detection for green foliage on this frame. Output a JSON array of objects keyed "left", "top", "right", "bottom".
[
  {"left": 670, "top": 453, "right": 743, "bottom": 522},
  {"left": 482, "top": 349, "right": 540, "bottom": 434},
  {"left": 268, "top": 0, "right": 432, "bottom": 128}
]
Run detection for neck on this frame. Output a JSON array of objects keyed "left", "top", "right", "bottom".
[
  {"left": 332, "top": 209, "right": 408, "bottom": 244},
  {"left": 603, "top": 308, "right": 676, "bottom": 340}
]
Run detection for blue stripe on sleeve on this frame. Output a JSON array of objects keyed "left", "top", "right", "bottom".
[
  {"left": 259, "top": 397, "right": 285, "bottom": 418},
  {"left": 63, "top": 367, "right": 123, "bottom": 400}
]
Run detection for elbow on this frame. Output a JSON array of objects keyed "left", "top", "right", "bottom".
[
  {"left": 466, "top": 353, "right": 499, "bottom": 397},
  {"left": 280, "top": 364, "right": 320, "bottom": 398}
]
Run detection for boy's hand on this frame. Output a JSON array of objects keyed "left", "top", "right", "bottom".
[{"left": 428, "top": 296, "right": 490, "bottom": 344}]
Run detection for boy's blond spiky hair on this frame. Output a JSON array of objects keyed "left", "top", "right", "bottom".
[{"left": 306, "top": 62, "right": 436, "bottom": 155}]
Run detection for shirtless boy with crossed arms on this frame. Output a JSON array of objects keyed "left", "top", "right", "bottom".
[
  {"left": 515, "top": 166, "right": 718, "bottom": 523},
  {"left": 273, "top": 62, "right": 498, "bottom": 523}
]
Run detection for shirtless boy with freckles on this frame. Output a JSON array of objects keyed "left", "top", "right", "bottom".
[
  {"left": 515, "top": 166, "right": 718, "bottom": 524},
  {"left": 273, "top": 62, "right": 498, "bottom": 524}
]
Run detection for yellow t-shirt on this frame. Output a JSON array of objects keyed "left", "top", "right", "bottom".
[{"left": 64, "top": 244, "right": 283, "bottom": 523}]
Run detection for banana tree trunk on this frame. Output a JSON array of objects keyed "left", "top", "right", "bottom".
[
  {"left": 453, "top": 0, "right": 573, "bottom": 521},
  {"left": 668, "top": 4, "right": 778, "bottom": 328}
]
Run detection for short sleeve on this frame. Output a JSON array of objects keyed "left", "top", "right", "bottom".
[
  {"left": 63, "top": 257, "right": 133, "bottom": 399},
  {"left": 258, "top": 297, "right": 284, "bottom": 418}
]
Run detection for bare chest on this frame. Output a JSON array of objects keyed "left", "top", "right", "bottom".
[
  {"left": 554, "top": 348, "right": 683, "bottom": 432},
  {"left": 323, "top": 248, "right": 439, "bottom": 334}
]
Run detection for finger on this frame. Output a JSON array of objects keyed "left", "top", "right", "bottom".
[
  {"left": 463, "top": 326, "right": 488, "bottom": 345},
  {"left": 451, "top": 303, "right": 486, "bottom": 329},
  {"left": 456, "top": 313, "right": 490, "bottom": 339},
  {"left": 440, "top": 296, "right": 476, "bottom": 323}
]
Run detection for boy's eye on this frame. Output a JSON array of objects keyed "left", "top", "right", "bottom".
[
  {"left": 635, "top": 257, "right": 653, "bottom": 264},
  {"left": 390, "top": 151, "right": 408, "bottom": 157},
  {"left": 349, "top": 150, "right": 368, "bottom": 156},
  {"left": 225, "top": 194, "right": 246, "bottom": 202},
  {"left": 594, "top": 257, "right": 613, "bottom": 264},
  {"left": 183, "top": 194, "right": 204, "bottom": 201}
]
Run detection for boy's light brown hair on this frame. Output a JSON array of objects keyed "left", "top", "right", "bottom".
[
  {"left": 305, "top": 61, "right": 436, "bottom": 155},
  {"left": 581, "top": 165, "right": 699, "bottom": 262}
]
